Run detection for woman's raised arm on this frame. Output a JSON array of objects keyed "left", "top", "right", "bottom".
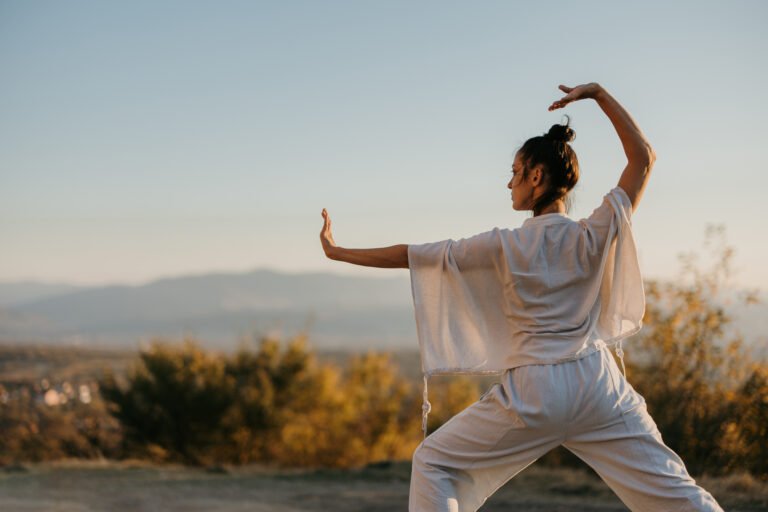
[
  {"left": 549, "top": 83, "right": 656, "bottom": 213},
  {"left": 320, "top": 208, "right": 409, "bottom": 268}
]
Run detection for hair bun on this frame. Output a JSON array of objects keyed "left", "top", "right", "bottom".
[{"left": 546, "top": 115, "right": 576, "bottom": 143}]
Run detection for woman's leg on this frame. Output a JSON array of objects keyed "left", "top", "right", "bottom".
[
  {"left": 562, "top": 348, "right": 724, "bottom": 512},
  {"left": 409, "top": 365, "right": 572, "bottom": 512}
]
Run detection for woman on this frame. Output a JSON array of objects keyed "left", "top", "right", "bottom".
[{"left": 320, "top": 83, "right": 723, "bottom": 512}]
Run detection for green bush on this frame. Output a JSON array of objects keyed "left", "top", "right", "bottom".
[{"left": 100, "top": 338, "right": 236, "bottom": 464}]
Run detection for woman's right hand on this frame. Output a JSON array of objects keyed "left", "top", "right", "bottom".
[{"left": 547, "top": 82, "right": 603, "bottom": 111}]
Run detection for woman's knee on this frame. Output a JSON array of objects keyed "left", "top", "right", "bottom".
[
  {"left": 411, "top": 437, "right": 455, "bottom": 481},
  {"left": 412, "top": 439, "right": 435, "bottom": 472}
]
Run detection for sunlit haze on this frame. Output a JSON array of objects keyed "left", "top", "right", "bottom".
[{"left": 1, "top": 1, "right": 766, "bottom": 291}]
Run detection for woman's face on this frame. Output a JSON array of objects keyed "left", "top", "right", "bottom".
[{"left": 507, "top": 151, "right": 541, "bottom": 210}]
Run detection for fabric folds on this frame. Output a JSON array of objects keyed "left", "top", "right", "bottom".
[{"left": 408, "top": 186, "right": 645, "bottom": 437}]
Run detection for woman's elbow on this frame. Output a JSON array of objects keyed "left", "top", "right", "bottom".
[
  {"left": 629, "top": 145, "right": 656, "bottom": 168},
  {"left": 641, "top": 144, "right": 656, "bottom": 165}
]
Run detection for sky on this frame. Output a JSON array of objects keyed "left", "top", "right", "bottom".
[{"left": 1, "top": 0, "right": 766, "bottom": 291}]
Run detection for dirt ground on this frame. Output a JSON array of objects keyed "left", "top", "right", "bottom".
[{"left": 0, "top": 460, "right": 766, "bottom": 512}]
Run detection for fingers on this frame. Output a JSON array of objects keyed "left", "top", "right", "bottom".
[
  {"left": 321, "top": 208, "right": 332, "bottom": 234},
  {"left": 548, "top": 100, "right": 567, "bottom": 111},
  {"left": 320, "top": 209, "right": 337, "bottom": 257},
  {"left": 548, "top": 85, "right": 573, "bottom": 111}
]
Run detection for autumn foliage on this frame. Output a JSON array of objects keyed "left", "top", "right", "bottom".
[
  {"left": 99, "top": 336, "right": 463, "bottom": 468},
  {"left": 624, "top": 224, "right": 766, "bottom": 476}
]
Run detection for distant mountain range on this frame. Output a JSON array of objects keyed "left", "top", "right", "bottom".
[
  {"left": 0, "top": 270, "right": 417, "bottom": 351},
  {"left": 0, "top": 269, "right": 765, "bottom": 353}
]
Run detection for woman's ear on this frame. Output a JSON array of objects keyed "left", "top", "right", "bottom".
[{"left": 530, "top": 165, "right": 544, "bottom": 186}]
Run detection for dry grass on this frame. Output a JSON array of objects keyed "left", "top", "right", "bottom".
[{"left": 2, "top": 460, "right": 765, "bottom": 512}]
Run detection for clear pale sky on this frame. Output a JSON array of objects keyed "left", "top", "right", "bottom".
[{"left": 1, "top": 1, "right": 766, "bottom": 291}]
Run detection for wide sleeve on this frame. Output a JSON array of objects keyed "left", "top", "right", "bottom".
[
  {"left": 409, "top": 228, "right": 501, "bottom": 272},
  {"left": 579, "top": 185, "right": 645, "bottom": 345},
  {"left": 407, "top": 228, "right": 508, "bottom": 374}
]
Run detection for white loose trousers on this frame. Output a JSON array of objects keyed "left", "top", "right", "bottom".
[{"left": 409, "top": 343, "right": 723, "bottom": 512}]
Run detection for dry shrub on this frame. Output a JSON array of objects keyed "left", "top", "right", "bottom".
[
  {"left": 626, "top": 224, "right": 765, "bottom": 476},
  {"left": 98, "top": 333, "right": 479, "bottom": 468}
]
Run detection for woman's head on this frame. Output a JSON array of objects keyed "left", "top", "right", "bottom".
[{"left": 508, "top": 115, "right": 579, "bottom": 216}]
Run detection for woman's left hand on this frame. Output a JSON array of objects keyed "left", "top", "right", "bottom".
[
  {"left": 320, "top": 208, "right": 338, "bottom": 259},
  {"left": 547, "top": 83, "right": 603, "bottom": 111}
]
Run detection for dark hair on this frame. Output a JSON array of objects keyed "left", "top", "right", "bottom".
[{"left": 518, "top": 115, "right": 579, "bottom": 216}]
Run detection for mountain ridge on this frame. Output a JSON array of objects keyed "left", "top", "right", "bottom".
[{"left": 1, "top": 269, "right": 764, "bottom": 353}]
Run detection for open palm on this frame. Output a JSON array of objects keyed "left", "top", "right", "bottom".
[
  {"left": 548, "top": 82, "right": 601, "bottom": 111},
  {"left": 320, "top": 208, "right": 337, "bottom": 257}
]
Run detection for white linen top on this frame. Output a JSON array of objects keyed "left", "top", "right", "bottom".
[{"left": 407, "top": 185, "right": 645, "bottom": 436}]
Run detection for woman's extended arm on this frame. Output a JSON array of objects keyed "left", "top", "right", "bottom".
[
  {"left": 320, "top": 208, "right": 409, "bottom": 268},
  {"left": 548, "top": 82, "right": 656, "bottom": 213}
]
